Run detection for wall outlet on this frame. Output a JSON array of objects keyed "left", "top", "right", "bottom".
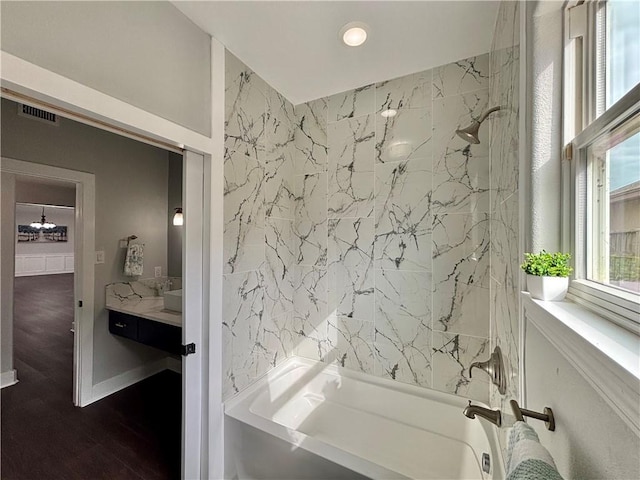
[
  {"left": 95, "top": 250, "right": 105, "bottom": 264},
  {"left": 154, "top": 266, "right": 162, "bottom": 278}
]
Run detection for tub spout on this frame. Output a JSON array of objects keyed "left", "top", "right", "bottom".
[{"left": 463, "top": 401, "right": 502, "bottom": 427}]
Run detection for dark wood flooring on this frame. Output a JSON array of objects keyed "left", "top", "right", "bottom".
[{"left": 1, "top": 274, "right": 181, "bottom": 479}]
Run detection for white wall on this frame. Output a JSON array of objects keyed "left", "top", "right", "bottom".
[
  {"left": 523, "top": 3, "right": 639, "bottom": 478},
  {"left": 15, "top": 204, "right": 74, "bottom": 255},
  {"left": 0, "top": 1, "right": 211, "bottom": 136},
  {"left": 1, "top": 97, "right": 171, "bottom": 385},
  {"left": 525, "top": 325, "right": 640, "bottom": 479},
  {"left": 526, "top": 1, "right": 563, "bottom": 253}
]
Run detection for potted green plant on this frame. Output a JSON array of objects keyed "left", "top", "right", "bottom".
[{"left": 521, "top": 251, "right": 573, "bottom": 301}]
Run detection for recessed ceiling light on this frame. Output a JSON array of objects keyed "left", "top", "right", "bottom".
[
  {"left": 380, "top": 109, "right": 397, "bottom": 118},
  {"left": 340, "top": 22, "right": 369, "bottom": 47}
]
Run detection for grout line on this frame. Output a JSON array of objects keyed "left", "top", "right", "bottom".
[
  {"left": 373, "top": 80, "right": 379, "bottom": 378},
  {"left": 429, "top": 66, "right": 435, "bottom": 390},
  {"left": 432, "top": 330, "right": 492, "bottom": 342}
]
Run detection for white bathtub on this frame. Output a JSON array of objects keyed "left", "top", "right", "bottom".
[{"left": 225, "top": 357, "right": 504, "bottom": 480}]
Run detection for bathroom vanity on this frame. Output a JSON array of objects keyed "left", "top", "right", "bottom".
[
  {"left": 108, "top": 306, "right": 181, "bottom": 355},
  {"left": 106, "top": 279, "right": 182, "bottom": 355}
]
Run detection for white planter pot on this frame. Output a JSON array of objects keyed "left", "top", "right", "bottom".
[{"left": 526, "top": 275, "right": 569, "bottom": 301}]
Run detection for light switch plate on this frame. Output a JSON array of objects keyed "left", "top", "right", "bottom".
[
  {"left": 95, "top": 250, "right": 105, "bottom": 264},
  {"left": 154, "top": 266, "right": 162, "bottom": 278}
]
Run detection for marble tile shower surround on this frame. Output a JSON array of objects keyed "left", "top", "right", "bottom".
[
  {"left": 222, "top": 49, "right": 508, "bottom": 403},
  {"left": 223, "top": 52, "right": 297, "bottom": 398},
  {"left": 309, "top": 53, "right": 492, "bottom": 402},
  {"left": 487, "top": 0, "right": 520, "bottom": 442}
]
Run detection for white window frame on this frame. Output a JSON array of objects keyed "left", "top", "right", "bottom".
[{"left": 563, "top": 1, "right": 640, "bottom": 335}]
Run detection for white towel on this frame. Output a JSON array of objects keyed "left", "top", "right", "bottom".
[
  {"left": 506, "top": 421, "right": 563, "bottom": 480},
  {"left": 124, "top": 243, "right": 144, "bottom": 276}
]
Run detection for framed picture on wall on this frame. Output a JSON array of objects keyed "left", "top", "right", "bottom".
[{"left": 17, "top": 225, "right": 68, "bottom": 243}]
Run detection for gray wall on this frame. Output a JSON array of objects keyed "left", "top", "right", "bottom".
[
  {"left": 167, "top": 153, "right": 183, "bottom": 278},
  {"left": 1, "top": 1, "right": 212, "bottom": 136},
  {"left": 1, "top": 174, "right": 16, "bottom": 375},
  {"left": 15, "top": 180, "right": 76, "bottom": 207},
  {"left": 526, "top": 326, "right": 640, "bottom": 479},
  {"left": 1, "top": 98, "right": 171, "bottom": 384}
]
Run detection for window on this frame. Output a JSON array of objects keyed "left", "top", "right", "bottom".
[
  {"left": 603, "top": 0, "right": 640, "bottom": 109},
  {"left": 588, "top": 120, "right": 640, "bottom": 293},
  {"left": 565, "top": 0, "right": 640, "bottom": 332}
]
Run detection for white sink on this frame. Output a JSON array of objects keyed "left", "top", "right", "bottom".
[{"left": 163, "top": 289, "right": 182, "bottom": 313}]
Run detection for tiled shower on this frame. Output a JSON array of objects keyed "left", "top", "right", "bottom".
[{"left": 223, "top": 1, "right": 520, "bottom": 406}]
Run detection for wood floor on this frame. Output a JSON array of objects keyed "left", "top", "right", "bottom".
[{"left": 1, "top": 274, "right": 181, "bottom": 480}]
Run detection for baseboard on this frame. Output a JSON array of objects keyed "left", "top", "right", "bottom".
[
  {"left": 15, "top": 271, "right": 74, "bottom": 277},
  {"left": 0, "top": 369, "right": 18, "bottom": 389},
  {"left": 90, "top": 357, "right": 170, "bottom": 404}
]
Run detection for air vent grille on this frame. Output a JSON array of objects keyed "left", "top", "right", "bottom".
[{"left": 19, "top": 104, "right": 59, "bottom": 125}]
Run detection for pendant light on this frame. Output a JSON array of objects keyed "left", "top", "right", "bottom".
[
  {"left": 172, "top": 208, "right": 183, "bottom": 226},
  {"left": 30, "top": 207, "right": 56, "bottom": 229}
]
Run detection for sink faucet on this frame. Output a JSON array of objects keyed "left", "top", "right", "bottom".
[
  {"left": 154, "top": 279, "right": 173, "bottom": 296},
  {"left": 463, "top": 401, "right": 502, "bottom": 427}
]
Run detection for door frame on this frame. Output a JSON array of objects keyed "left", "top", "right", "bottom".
[
  {"left": 182, "top": 150, "right": 204, "bottom": 478},
  {"left": 0, "top": 158, "right": 95, "bottom": 407},
  {"left": 1, "top": 43, "right": 225, "bottom": 478}
]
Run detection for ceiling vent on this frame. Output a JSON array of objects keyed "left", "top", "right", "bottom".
[{"left": 18, "top": 103, "right": 59, "bottom": 125}]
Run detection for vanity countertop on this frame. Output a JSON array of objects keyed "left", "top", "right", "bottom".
[
  {"left": 106, "top": 280, "right": 182, "bottom": 327},
  {"left": 106, "top": 297, "right": 182, "bottom": 327}
]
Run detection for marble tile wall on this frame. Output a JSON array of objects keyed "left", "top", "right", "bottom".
[
  {"left": 106, "top": 276, "right": 182, "bottom": 304},
  {"left": 223, "top": 43, "right": 518, "bottom": 405},
  {"left": 223, "top": 53, "right": 297, "bottom": 399},
  {"left": 488, "top": 1, "right": 521, "bottom": 419},
  {"left": 291, "top": 53, "right": 494, "bottom": 403}
]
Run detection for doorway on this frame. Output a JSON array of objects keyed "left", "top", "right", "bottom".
[
  {"left": 13, "top": 198, "right": 76, "bottom": 406},
  {"left": 1, "top": 43, "right": 219, "bottom": 475},
  {"left": 0, "top": 96, "right": 203, "bottom": 478},
  {"left": 1, "top": 159, "right": 95, "bottom": 406},
  {"left": 1, "top": 158, "right": 184, "bottom": 479}
]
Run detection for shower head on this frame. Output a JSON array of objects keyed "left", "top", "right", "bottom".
[
  {"left": 455, "top": 106, "right": 502, "bottom": 144},
  {"left": 456, "top": 121, "right": 482, "bottom": 144}
]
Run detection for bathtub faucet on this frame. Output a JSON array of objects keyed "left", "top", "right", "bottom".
[
  {"left": 469, "top": 346, "right": 507, "bottom": 395},
  {"left": 463, "top": 401, "right": 502, "bottom": 427}
]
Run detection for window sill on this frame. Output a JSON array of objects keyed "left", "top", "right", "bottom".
[{"left": 522, "top": 292, "right": 640, "bottom": 436}]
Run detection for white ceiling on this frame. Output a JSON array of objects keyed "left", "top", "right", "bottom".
[{"left": 173, "top": 1, "right": 500, "bottom": 105}]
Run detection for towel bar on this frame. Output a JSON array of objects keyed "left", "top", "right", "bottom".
[
  {"left": 510, "top": 399, "right": 555, "bottom": 431},
  {"left": 124, "top": 235, "right": 138, "bottom": 247}
]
